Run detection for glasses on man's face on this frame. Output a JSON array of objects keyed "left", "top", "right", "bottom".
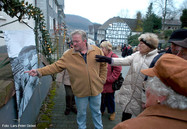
[{"left": 72, "top": 40, "right": 81, "bottom": 44}]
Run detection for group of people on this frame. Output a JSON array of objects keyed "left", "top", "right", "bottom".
[
  {"left": 25, "top": 29, "right": 187, "bottom": 129},
  {"left": 121, "top": 44, "right": 133, "bottom": 57},
  {"left": 96, "top": 28, "right": 187, "bottom": 129}
]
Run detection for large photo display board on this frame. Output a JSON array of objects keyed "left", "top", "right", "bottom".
[{"left": 4, "top": 30, "right": 39, "bottom": 118}]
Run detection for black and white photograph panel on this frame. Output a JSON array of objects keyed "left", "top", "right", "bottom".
[{"left": 4, "top": 30, "right": 39, "bottom": 118}]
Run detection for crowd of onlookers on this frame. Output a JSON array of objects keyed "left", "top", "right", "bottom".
[
  {"left": 25, "top": 29, "right": 187, "bottom": 129},
  {"left": 95, "top": 28, "right": 187, "bottom": 129}
]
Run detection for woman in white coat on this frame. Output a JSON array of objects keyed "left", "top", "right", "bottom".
[{"left": 96, "top": 33, "right": 159, "bottom": 121}]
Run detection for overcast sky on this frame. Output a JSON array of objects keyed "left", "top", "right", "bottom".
[{"left": 64, "top": 0, "right": 184, "bottom": 24}]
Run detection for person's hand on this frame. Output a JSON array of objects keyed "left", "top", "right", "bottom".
[
  {"left": 24, "top": 69, "right": 38, "bottom": 77},
  {"left": 95, "top": 55, "right": 112, "bottom": 64}
]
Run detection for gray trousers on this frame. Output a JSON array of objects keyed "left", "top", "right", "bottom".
[{"left": 64, "top": 85, "right": 76, "bottom": 110}]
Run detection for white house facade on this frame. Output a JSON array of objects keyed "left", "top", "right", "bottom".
[{"left": 96, "top": 17, "right": 138, "bottom": 46}]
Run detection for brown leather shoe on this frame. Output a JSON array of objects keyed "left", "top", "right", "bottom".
[{"left": 109, "top": 112, "right": 115, "bottom": 121}]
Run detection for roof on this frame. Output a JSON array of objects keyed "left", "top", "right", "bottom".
[
  {"left": 122, "top": 18, "right": 137, "bottom": 31},
  {"left": 98, "top": 17, "right": 137, "bottom": 31},
  {"left": 93, "top": 23, "right": 102, "bottom": 32},
  {"left": 98, "top": 17, "right": 181, "bottom": 32},
  {"left": 163, "top": 19, "right": 181, "bottom": 26},
  {"left": 89, "top": 23, "right": 102, "bottom": 33}
]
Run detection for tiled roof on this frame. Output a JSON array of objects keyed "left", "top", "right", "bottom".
[
  {"left": 98, "top": 17, "right": 137, "bottom": 31},
  {"left": 122, "top": 18, "right": 137, "bottom": 31},
  {"left": 163, "top": 19, "right": 181, "bottom": 25},
  {"left": 93, "top": 23, "right": 102, "bottom": 32},
  {"left": 89, "top": 23, "right": 102, "bottom": 33},
  {"left": 98, "top": 17, "right": 181, "bottom": 31}
]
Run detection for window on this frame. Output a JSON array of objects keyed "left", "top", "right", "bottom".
[
  {"left": 50, "top": 16, "right": 53, "bottom": 30},
  {"left": 49, "top": 0, "right": 53, "bottom": 8},
  {"left": 53, "top": 18, "right": 56, "bottom": 30},
  {"left": 54, "top": 2, "right": 57, "bottom": 13}
]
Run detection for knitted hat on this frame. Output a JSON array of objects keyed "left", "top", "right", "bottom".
[{"left": 141, "top": 54, "right": 187, "bottom": 97}]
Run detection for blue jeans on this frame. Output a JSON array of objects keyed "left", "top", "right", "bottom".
[{"left": 75, "top": 94, "right": 103, "bottom": 129}]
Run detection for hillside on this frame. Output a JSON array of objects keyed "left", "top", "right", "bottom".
[{"left": 65, "top": 14, "right": 93, "bottom": 32}]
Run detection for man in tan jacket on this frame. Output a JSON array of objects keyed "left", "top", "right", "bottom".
[{"left": 25, "top": 30, "right": 107, "bottom": 129}]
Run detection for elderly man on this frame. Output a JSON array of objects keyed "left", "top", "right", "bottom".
[
  {"left": 149, "top": 29, "right": 187, "bottom": 67},
  {"left": 143, "top": 29, "right": 187, "bottom": 85},
  {"left": 170, "top": 38, "right": 187, "bottom": 59},
  {"left": 25, "top": 30, "right": 107, "bottom": 129}
]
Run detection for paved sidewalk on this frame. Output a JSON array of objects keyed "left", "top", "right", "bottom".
[{"left": 48, "top": 82, "right": 123, "bottom": 129}]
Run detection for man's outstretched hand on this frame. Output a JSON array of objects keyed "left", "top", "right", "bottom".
[
  {"left": 24, "top": 69, "right": 38, "bottom": 77},
  {"left": 95, "top": 55, "right": 112, "bottom": 64}
]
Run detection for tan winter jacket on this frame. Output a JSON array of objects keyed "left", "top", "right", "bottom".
[
  {"left": 112, "top": 49, "right": 158, "bottom": 117},
  {"left": 113, "top": 105, "right": 187, "bottom": 129},
  {"left": 37, "top": 44, "right": 107, "bottom": 97}
]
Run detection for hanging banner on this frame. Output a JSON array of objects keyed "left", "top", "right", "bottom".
[{"left": 4, "top": 30, "right": 39, "bottom": 118}]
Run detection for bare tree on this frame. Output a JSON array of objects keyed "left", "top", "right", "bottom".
[
  {"left": 151, "top": 0, "right": 178, "bottom": 30},
  {"left": 180, "top": 0, "right": 187, "bottom": 9},
  {"left": 178, "top": 0, "right": 187, "bottom": 16}
]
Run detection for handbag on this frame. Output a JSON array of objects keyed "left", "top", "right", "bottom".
[
  {"left": 112, "top": 73, "right": 124, "bottom": 91},
  {"left": 121, "top": 112, "right": 132, "bottom": 121},
  {"left": 110, "top": 53, "right": 124, "bottom": 91}
]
